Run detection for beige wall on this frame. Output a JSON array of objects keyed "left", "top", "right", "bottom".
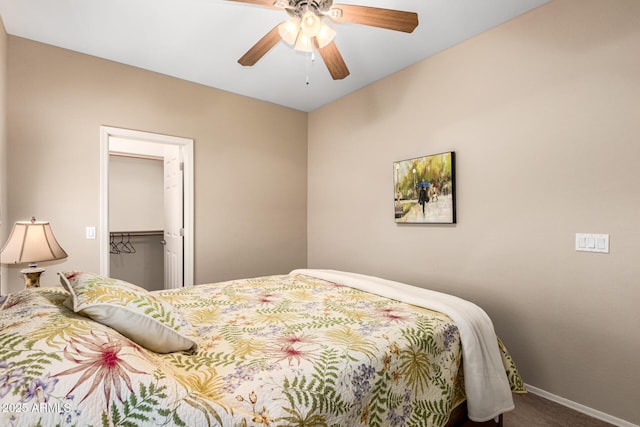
[
  {"left": 109, "top": 155, "right": 164, "bottom": 232},
  {"left": 0, "top": 17, "right": 7, "bottom": 295},
  {"left": 308, "top": 0, "right": 639, "bottom": 424},
  {"left": 6, "top": 36, "right": 308, "bottom": 292}
]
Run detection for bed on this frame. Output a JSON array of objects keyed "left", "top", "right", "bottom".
[{"left": 0, "top": 269, "right": 524, "bottom": 426}]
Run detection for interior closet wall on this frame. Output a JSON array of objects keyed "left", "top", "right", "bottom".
[{"left": 109, "top": 154, "right": 164, "bottom": 291}]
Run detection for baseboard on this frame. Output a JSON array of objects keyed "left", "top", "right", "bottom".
[{"left": 524, "top": 383, "right": 638, "bottom": 427}]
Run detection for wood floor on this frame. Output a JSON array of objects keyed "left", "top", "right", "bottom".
[{"left": 461, "top": 393, "right": 616, "bottom": 427}]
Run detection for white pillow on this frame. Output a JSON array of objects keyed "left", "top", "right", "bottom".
[{"left": 60, "top": 271, "right": 197, "bottom": 353}]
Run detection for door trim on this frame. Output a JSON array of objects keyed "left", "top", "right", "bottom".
[{"left": 99, "top": 126, "right": 195, "bottom": 286}]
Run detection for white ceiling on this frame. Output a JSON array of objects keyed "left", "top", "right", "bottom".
[{"left": 0, "top": 0, "right": 548, "bottom": 112}]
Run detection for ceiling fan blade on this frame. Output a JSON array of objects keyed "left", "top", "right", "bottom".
[
  {"left": 314, "top": 39, "right": 350, "bottom": 80},
  {"left": 238, "top": 25, "right": 282, "bottom": 66},
  {"left": 332, "top": 4, "right": 418, "bottom": 33},
  {"left": 226, "top": 0, "right": 281, "bottom": 10}
]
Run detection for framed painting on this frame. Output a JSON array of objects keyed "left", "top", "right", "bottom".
[{"left": 394, "top": 151, "right": 456, "bottom": 224}]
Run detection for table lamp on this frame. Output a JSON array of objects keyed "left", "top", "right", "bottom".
[{"left": 0, "top": 217, "right": 68, "bottom": 288}]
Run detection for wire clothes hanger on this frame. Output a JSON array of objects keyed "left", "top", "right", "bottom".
[
  {"left": 119, "top": 233, "right": 133, "bottom": 254},
  {"left": 124, "top": 233, "right": 136, "bottom": 254},
  {"left": 110, "top": 233, "right": 120, "bottom": 254},
  {"left": 110, "top": 232, "right": 136, "bottom": 254}
]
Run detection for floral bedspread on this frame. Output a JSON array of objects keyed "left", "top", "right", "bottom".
[{"left": 0, "top": 274, "right": 524, "bottom": 426}]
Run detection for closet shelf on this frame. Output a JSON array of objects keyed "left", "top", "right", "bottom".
[{"left": 110, "top": 230, "right": 163, "bottom": 237}]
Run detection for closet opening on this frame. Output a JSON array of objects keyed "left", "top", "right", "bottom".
[
  {"left": 109, "top": 153, "right": 165, "bottom": 290},
  {"left": 99, "top": 126, "right": 194, "bottom": 289}
]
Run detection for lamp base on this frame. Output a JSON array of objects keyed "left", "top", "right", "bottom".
[{"left": 20, "top": 267, "right": 45, "bottom": 288}]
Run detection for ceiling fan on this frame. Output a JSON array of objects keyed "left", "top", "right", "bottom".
[{"left": 229, "top": 0, "right": 419, "bottom": 80}]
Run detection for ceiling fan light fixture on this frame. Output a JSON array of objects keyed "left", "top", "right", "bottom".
[
  {"left": 315, "top": 22, "right": 336, "bottom": 48},
  {"left": 294, "top": 33, "right": 314, "bottom": 52},
  {"left": 300, "top": 11, "right": 321, "bottom": 37},
  {"left": 278, "top": 17, "right": 300, "bottom": 45},
  {"left": 233, "top": 0, "right": 418, "bottom": 81}
]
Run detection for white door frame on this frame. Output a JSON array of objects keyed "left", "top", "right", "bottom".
[{"left": 99, "top": 126, "right": 194, "bottom": 286}]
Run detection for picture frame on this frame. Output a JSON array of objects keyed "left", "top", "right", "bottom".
[{"left": 394, "top": 151, "right": 456, "bottom": 224}]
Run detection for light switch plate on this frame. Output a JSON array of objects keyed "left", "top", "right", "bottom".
[
  {"left": 576, "top": 233, "right": 609, "bottom": 253},
  {"left": 86, "top": 226, "right": 96, "bottom": 240}
]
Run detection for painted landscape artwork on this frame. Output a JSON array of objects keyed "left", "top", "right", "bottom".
[{"left": 394, "top": 152, "right": 456, "bottom": 224}]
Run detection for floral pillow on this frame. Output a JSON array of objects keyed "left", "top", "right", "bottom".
[
  {"left": 59, "top": 272, "right": 197, "bottom": 353},
  {"left": 0, "top": 288, "right": 68, "bottom": 312}
]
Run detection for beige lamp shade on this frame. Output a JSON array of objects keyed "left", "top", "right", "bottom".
[{"left": 0, "top": 217, "right": 68, "bottom": 266}]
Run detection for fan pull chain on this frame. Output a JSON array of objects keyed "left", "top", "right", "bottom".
[{"left": 305, "top": 51, "right": 316, "bottom": 85}]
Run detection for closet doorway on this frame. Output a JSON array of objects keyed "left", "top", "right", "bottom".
[{"left": 99, "top": 126, "right": 194, "bottom": 289}]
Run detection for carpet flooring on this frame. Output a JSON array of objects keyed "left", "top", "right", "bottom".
[{"left": 461, "top": 393, "right": 616, "bottom": 427}]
